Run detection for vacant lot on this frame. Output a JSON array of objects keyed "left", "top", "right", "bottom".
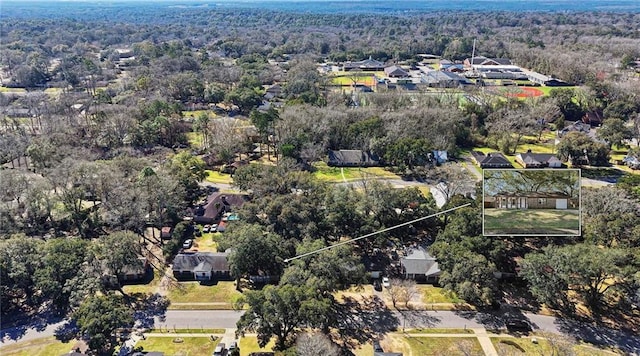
[
  {"left": 484, "top": 209, "right": 580, "bottom": 235},
  {"left": 1, "top": 337, "right": 78, "bottom": 356},
  {"left": 388, "top": 335, "right": 483, "bottom": 356},
  {"left": 167, "top": 281, "right": 242, "bottom": 306},
  {"left": 135, "top": 336, "right": 219, "bottom": 355}
]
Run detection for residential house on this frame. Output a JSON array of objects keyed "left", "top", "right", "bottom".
[
  {"left": 470, "top": 151, "right": 513, "bottom": 168},
  {"left": 432, "top": 150, "right": 448, "bottom": 164},
  {"left": 160, "top": 226, "right": 172, "bottom": 240},
  {"left": 384, "top": 65, "right": 409, "bottom": 78},
  {"left": 328, "top": 150, "right": 381, "bottom": 167},
  {"left": 558, "top": 121, "right": 590, "bottom": 137},
  {"left": 421, "top": 71, "right": 471, "bottom": 88},
  {"left": 400, "top": 248, "right": 440, "bottom": 283},
  {"left": 491, "top": 191, "right": 574, "bottom": 210},
  {"left": 263, "top": 84, "right": 282, "bottom": 100},
  {"left": 343, "top": 56, "right": 386, "bottom": 72},
  {"left": 193, "top": 192, "right": 249, "bottom": 225},
  {"left": 118, "top": 257, "right": 151, "bottom": 283},
  {"left": 515, "top": 150, "right": 563, "bottom": 168},
  {"left": 582, "top": 110, "right": 604, "bottom": 126},
  {"left": 172, "top": 252, "right": 231, "bottom": 281}
]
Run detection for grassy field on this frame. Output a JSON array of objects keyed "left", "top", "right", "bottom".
[
  {"left": 492, "top": 337, "right": 552, "bottom": 355},
  {"left": 484, "top": 209, "right": 580, "bottom": 235},
  {"left": 135, "top": 336, "right": 219, "bottom": 355},
  {"left": 122, "top": 269, "right": 162, "bottom": 295},
  {"left": 167, "top": 281, "right": 242, "bottom": 305},
  {"left": 1, "top": 337, "right": 78, "bottom": 356},
  {"left": 312, "top": 162, "right": 400, "bottom": 183},
  {"left": 204, "top": 170, "right": 234, "bottom": 184},
  {"left": 400, "top": 336, "right": 483, "bottom": 355},
  {"left": 182, "top": 110, "right": 216, "bottom": 118},
  {"left": 239, "top": 336, "right": 281, "bottom": 356},
  {"left": 190, "top": 233, "right": 219, "bottom": 252},
  {"left": 0, "top": 87, "right": 26, "bottom": 93},
  {"left": 186, "top": 132, "right": 204, "bottom": 147},
  {"left": 419, "top": 285, "right": 463, "bottom": 304}
]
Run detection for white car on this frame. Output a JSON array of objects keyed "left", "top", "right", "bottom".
[
  {"left": 182, "top": 239, "right": 193, "bottom": 249},
  {"left": 382, "top": 277, "right": 390, "bottom": 288}
]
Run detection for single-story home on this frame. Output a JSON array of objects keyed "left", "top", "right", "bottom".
[
  {"left": 118, "top": 257, "right": 151, "bottom": 283},
  {"left": 491, "top": 191, "right": 574, "bottom": 210},
  {"left": 400, "top": 248, "right": 440, "bottom": 283},
  {"left": 470, "top": 151, "right": 513, "bottom": 168},
  {"left": 343, "top": 56, "right": 386, "bottom": 71},
  {"left": 193, "top": 192, "right": 249, "bottom": 225},
  {"left": 172, "top": 252, "right": 231, "bottom": 281},
  {"left": 582, "top": 110, "right": 604, "bottom": 126},
  {"left": 384, "top": 65, "right": 409, "bottom": 78},
  {"left": 328, "top": 150, "right": 381, "bottom": 167},
  {"left": 515, "top": 151, "right": 563, "bottom": 168},
  {"left": 432, "top": 150, "right": 448, "bottom": 164}
]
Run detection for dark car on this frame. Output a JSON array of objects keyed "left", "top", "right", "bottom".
[
  {"left": 373, "top": 280, "right": 382, "bottom": 292},
  {"left": 505, "top": 318, "right": 532, "bottom": 332},
  {"left": 373, "top": 341, "right": 383, "bottom": 352}
]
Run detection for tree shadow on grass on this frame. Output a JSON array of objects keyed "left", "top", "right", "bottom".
[
  {"left": 132, "top": 293, "right": 170, "bottom": 329},
  {"left": 331, "top": 295, "right": 399, "bottom": 350},
  {"left": 554, "top": 317, "right": 640, "bottom": 355}
]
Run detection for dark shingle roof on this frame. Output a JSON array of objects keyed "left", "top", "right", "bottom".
[
  {"left": 173, "top": 252, "right": 229, "bottom": 273},
  {"left": 328, "top": 150, "right": 380, "bottom": 166}
]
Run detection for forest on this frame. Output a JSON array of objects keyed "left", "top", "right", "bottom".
[{"left": 1, "top": 4, "right": 640, "bottom": 355}]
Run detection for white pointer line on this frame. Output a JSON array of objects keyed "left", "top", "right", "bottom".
[{"left": 284, "top": 202, "right": 472, "bottom": 263}]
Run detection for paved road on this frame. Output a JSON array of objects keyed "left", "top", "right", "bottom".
[{"left": 3, "top": 310, "right": 639, "bottom": 354}]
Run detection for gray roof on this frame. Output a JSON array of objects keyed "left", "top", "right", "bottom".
[
  {"left": 328, "top": 150, "right": 380, "bottom": 166},
  {"left": 421, "top": 71, "right": 470, "bottom": 85},
  {"left": 517, "top": 152, "right": 561, "bottom": 166},
  {"left": 173, "top": 252, "right": 229, "bottom": 273},
  {"left": 384, "top": 65, "right": 409, "bottom": 77},
  {"left": 471, "top": 151, "right": 513, "bottom": 167},
  {"left": 401, "top": 248, "right": 440, "bottom": 277}
]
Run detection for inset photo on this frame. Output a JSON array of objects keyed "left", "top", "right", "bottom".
[{"left": 483, "top": 169, "right": 580, "bottom": 236}]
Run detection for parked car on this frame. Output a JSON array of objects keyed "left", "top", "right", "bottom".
[
  {"left": 373, "top": 280, "right": 382, "bottom": 292},
  {"left": 505, "top": 318, "right": 532, "bottom": 332},
  {"left": 373, "top": 340, "right": 383, "bottom": 352},
  {"left": 228, "top": 341, "right": 238, "bottom": 355},
  {"left": 213, "top": 342, "right": 226, "bottom": 356},
  {"left": 182, "top": 239, "right": 193, "bottom": 249},
  {"left": 203, "top": 224, "right": 211, "bottom": 233},
  {"left": 382, "top": 277, "right": 390, "bottom": 288},
  {"left": 211, "top": 223, "right": 218, "bottom": 232}
]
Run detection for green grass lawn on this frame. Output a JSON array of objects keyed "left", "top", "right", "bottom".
[
  {"left": 419, "top": 285, "right": 462, "bottom": 304},
  {"left": 147, "top": 328, "right": 225, "bottom": 334},
  {"left": 484, "top": 209, "right": 580, "bottom": 235},
  {"left": 492, "top": 337, "right": 553, "bottom": 355},
  {"left": 182, "top": 110, "right": 216, "bottom": 118},
  {"left": 239, "top": 336, "right": 281, "bottom": 356},
  {"left": 190, "top": 233, "right": 219, "bottom": 252},
  {"left": 1, "top": 337, "right": 78, "bottom": 356},
  {"left": 311, "top": 162, "right": 400, "bottom": 182},
  {"left": 122, "top": 269, "right": 162, "bottom": 295},
  {"left": 186, "top": 132, "right": 204, "bottom": 147},
  {"left": 0, "top": 87, "right": 26, "bottom": 93},
  {"left": 402, "top": 336, "right": 483, "bottom": 356},
  {"left": 167, "top": 281, "right": 242, "bottom": 304},
  {"left": 135, "top": 336, "right": 219, "bottom": 355},
  {"left": 204, "top": 170, "right": 233, "bottom": 184}
]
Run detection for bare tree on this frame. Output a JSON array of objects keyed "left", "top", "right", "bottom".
[{"left": 296, "top": 332, "right": 340, "bottom": 356}]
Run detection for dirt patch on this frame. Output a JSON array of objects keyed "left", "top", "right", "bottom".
[{"left": 504, "top": 87, "right": 545, "bottom": 98}]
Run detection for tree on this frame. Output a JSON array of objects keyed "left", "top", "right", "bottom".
[
  {"left": 167, "top": 151, "right": 207, "bottom": 203},
  {"left": 0, "top": 236, "right": 44, "bottom": 313},
  {"left": 34, "top": 238, "right": 88, "bottom": 312},
  {"left": 520, "top": 244, "right": 637, "bottom": 313},
  {"left": 296, "top": 332, "right": 340, "bottom": 356},
  {"left": 235, "top": 284, "right": 330, "bottom": 351},
  {"left": 226, "top": 224, "right": 285, "bottom": 286},
  {"left": 385, "top": 278, "right": 417, "bottom": 309},
  {"left": 93, "top": 231, "right": 144, "bottom": 293},
  {"left": 556, "top": 131, "right": 610, "bottom": 166},
  {"left": 437, "top": 250, "right": 498, "bottom": 306},
  {"left": 596, "top": 118, "right": 633, "bottom": 148},
  {"left": 72, "top": 293, "right": 134, "bottom": 354},
  {"left": 225, "top": 87, "right": 263, "bottom": 115}
]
